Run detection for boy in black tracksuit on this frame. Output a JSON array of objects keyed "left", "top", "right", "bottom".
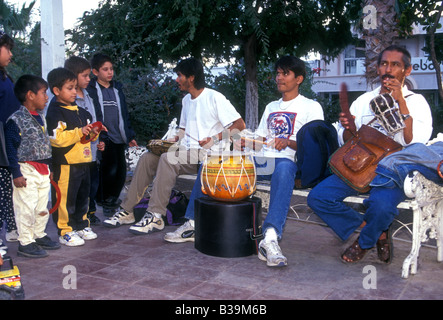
[{"left": 46, "top": 68, "right": 102, "bottom": 247}]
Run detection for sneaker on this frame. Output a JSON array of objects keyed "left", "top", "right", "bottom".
[
  {"left": 103, "top": 208, "right": 135, "bottom": 228},
  {"left": 258, "top": 240, "right": 287, "bottom": 267},
  {"left": 59, "top": 231, "right": 85, "bottom": 247},
  {"left": 129, "top": 212, "right": 164, "bottom": 235},
  {"left": 35, "top": 236, "right": 61, "bottom": 250},
  {"left": 164, "top": 220, "right": 195, "bottom": 243},
  {"left": 77, "top": 227, "right": 97, "bottom": 240},
  {"left": 5, "top": 230, "right": 19, "bottom": 242},
  {"left": 17, "top": 243, "right": 48, "bottom": 258},
  {"left": 87, "top": 212, "right": 101, "bottom": 226}
]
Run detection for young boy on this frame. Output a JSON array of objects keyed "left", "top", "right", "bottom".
[
  {"left": 64, "top": 56, "right": 105, "bottom": 225},
  {"left": 87, "top": 53, "right": 137, "bottom": 216},
  {"left": 5, "top": 75, "right": 59, "bottom": 258},
  {"left": 46, "top": 68, "right": 101, "bottom": 247}
]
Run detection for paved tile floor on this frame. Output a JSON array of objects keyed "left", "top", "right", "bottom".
[{"left": 1, "top": 177, "right": 442, "bottom": 303}]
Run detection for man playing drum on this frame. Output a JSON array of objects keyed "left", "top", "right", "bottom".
[
  {"left": 103, "top": 58, "right": 245, "bottom": 235},
  {"left": 242, "top": 56, "right": 325, "bottom": 267}
]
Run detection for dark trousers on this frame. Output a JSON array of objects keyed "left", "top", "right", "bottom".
[
  {"left": 0, "top": 167, "right": 17, "bottom": 232},
  {"left": 52, "top": 163, "right": 91, "bottom": 236},
  {"left": 98, "top": 141, "right": 127, "bottom": 204},
  {"left": 88, "top": 161, "right": 100, "bottom": 213}
]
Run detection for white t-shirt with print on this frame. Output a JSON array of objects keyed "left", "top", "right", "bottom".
[
  {"left": 256, "top": 94, "right": 324, "bottom": 160},
  {"left": 179, "top": 88, "right": 241, "bottom": 152}
]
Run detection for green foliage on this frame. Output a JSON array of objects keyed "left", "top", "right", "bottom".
[
  {"left": 116, "top": 66, "right": 184, "bottom": 145},
  {"left": 0, "top": 1, "right": 40, "bottom": 79}
]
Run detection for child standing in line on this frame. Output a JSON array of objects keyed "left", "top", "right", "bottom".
[
  {"left": 87, "top": 53, "right": 137, "bottom": 216},
  {"left": 5, "top": 75, "right": 60, "bottom": 258},
  {"left": 64, "top": 56, "right": 105, "bottom": 225},
  {"left": 0, "top": 31, "right": 19, "bottom": 253},
  {"left": 46, "top": 68, "right": 102, "bottom": 247}
]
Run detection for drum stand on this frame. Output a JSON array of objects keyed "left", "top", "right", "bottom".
[{"left": 195, "top": 196, "right": 263, "bottom": 258}]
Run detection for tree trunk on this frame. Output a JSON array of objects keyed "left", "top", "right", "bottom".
[
  {"left": 244, "top": 33, "right": 259, "bottom": 130},
  {"left": 428, "top": 5, "right": 443, "bottom": 102},
  {"left": 361, "top": 0, "right": 399, "bottom": 89}
]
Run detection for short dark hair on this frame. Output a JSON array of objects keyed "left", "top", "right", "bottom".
[
  {"left": 47, "top": 68, "right": 77, "bottom": 95},
  {"left": 275, "top": 56, "right": 307, "bottom": 84},
  {"left": 0, "top": 32, "right": 14, "bottom": 80},
  {"left": 14, "top": 75, "right": 48, "bottom": 104},
  {"left": 378, "top": 45, "right": 412, "bottom": 69},
  {"left": 90, "top": 53, "right": 113, "bottom": 71},
  {"left": 64, "top": 56, "right": 91, "bottom": 76},
  {"left": 173, "top": 58, "right": 205, "bottom": 90},
  {"left": 0, "top": 32, "right": 14, "bottom": 51}
]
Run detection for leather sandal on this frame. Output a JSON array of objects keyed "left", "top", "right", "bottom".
[
  {"left": 341, "top": 238, "right": 368, "bottom": 263},
  {"left": 377, "top": 227, "right": 393, "bottom": 264}
]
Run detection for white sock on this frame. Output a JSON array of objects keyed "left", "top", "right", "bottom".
[{"left": 264, "top": 227, "right": 278, "bottom": 243}]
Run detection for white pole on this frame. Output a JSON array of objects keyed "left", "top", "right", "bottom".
[{"left": 40, "top": 0, "right": 65, "bottom": 80}]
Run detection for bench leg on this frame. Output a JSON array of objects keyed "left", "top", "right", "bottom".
[
  {"left": 402, "top": 205, "right": 422, "bottom": 279},
  {"left": 437, "top": 200, "right": 443, "bottom": 262}
]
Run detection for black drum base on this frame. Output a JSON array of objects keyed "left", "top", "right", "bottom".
[{"left": 195, "top": 196, "right": 262, "bottom": 258}]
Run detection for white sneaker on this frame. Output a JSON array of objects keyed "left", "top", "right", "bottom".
[
  {"left": 103, "top": 208, "right": 135, "bottom": 228},
  {"left": 6, "top": 230, "right": 19, "bottom": 242},
  {"left": 59, "top": 231, "right": 85, "bottom": 247},
  {"left": 258, "top": 239, "right": 287, "bottom": 267},
  {"left": 77, "top": 227, "right": 97, "bottom": 240},
  {"left": 129, "top": 212, "right": 164, "bottom": 235},
  {"left": 164, "top": 220, "right": 195, "bottom": 243}
]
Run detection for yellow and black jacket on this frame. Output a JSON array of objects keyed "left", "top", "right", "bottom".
[{"left": 46, "top": 100, "right": 95, "bottom": 165}]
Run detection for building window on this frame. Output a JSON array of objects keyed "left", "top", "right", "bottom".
[{"left": 344, "top": 42, "right": 365, "bottom": 74}]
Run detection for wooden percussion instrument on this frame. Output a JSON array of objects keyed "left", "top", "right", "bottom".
[{"left": 146, "top": 139, "right": 176, "bottom": 156}]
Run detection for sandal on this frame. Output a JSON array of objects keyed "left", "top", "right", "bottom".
[
  {"left": 341, "top": 238, "right": 368, "bottom": 263},
  {"left": 377, "top": 227, "right": 393, "bottom": 264}
]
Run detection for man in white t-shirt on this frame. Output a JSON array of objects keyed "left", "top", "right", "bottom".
[
  {"left": 308, "top": 45, "right": 433, "bottom": 264},
  {"left": 103, "top": 58, "right": 245, "bottom": 235},
  {"left": 243, "top": 56, "right": 325, "bottom": 267}
]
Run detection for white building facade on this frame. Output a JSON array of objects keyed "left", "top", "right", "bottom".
[{"left": 311, "top": 20, "right": 443, "bottom": 107}]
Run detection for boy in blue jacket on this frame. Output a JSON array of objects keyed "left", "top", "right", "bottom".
[{"left": 87, "top": 53, "right": 137, "bottom": 215}]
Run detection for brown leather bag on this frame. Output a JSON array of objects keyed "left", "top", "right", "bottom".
[{"left": 328, "top": 124, "right": 403, "bottom": 193}]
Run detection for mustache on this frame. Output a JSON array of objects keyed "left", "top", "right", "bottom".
[{"left": 382, "top": 74, "right": 395, "bottom": 80}]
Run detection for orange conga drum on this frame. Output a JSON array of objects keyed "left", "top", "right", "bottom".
[{"left": 201, "top": 152, "right": 257, "bottom": 202}]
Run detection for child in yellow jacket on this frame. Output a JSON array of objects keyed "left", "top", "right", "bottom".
[{"left": 46, "top": 68, "right": 103, "bottom": 247}]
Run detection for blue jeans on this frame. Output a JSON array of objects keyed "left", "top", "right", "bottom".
[
  {"left": 185, "top": 165, "right": 204, "bottom": 220},
  {"left": 307, "top": 174, "right": 406, "bottom": 249},
  {"left": 186, "top": 158, "right": 298, "bottom": 241},
  {"left": 261, "top": 158, "right": 298, "bottom": 239}
]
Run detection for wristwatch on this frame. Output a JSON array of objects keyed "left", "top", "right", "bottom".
[
  {"left": 212, "top": 135, "right": 220, "bottom": 145},
  {"left": 401, "top": 114, "right": 411, "bottom": 121}
]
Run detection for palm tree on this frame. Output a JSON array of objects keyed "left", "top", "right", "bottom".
[
  {"left": 359, "top": 0, "right": 399, "bottom": 89},
  {"left": 0, "top": 1, "right": 36, "bottom": 36}
]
